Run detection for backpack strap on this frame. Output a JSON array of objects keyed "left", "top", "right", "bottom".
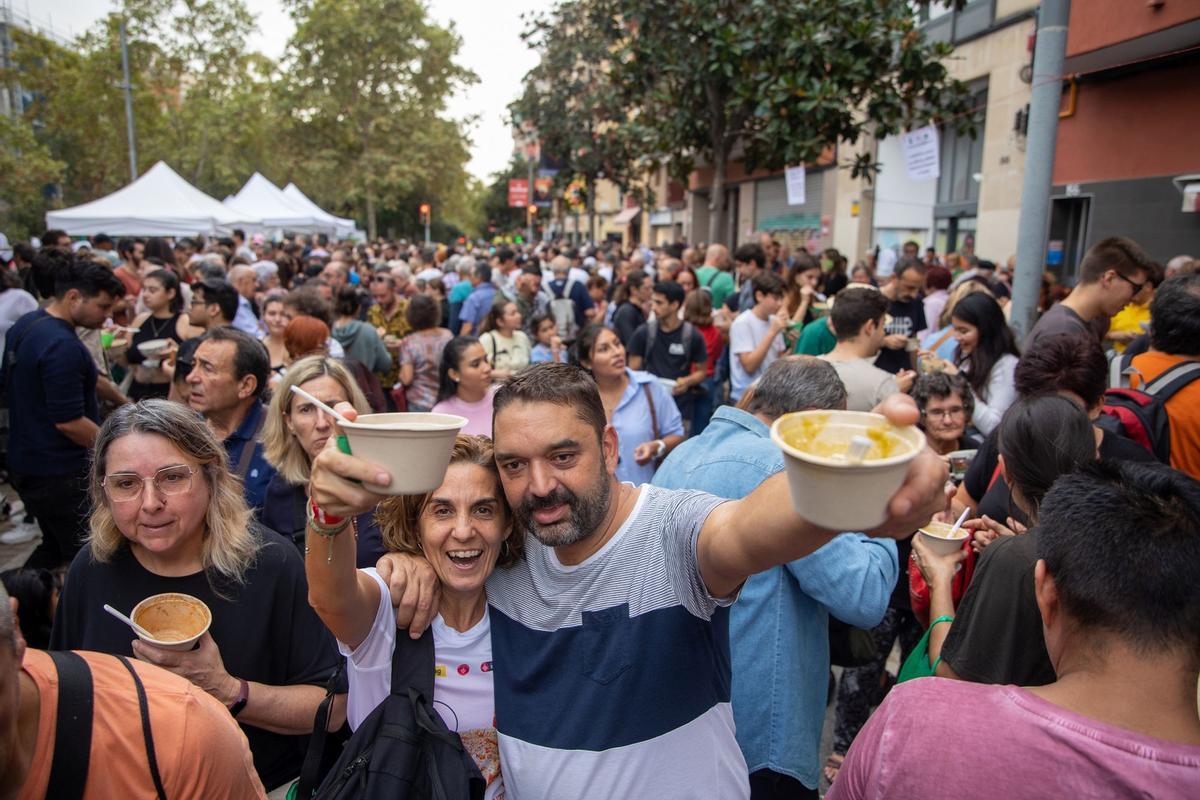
[
  {"left": 642, "top": 382, "right": 661, "bottom": 441},
  {"left": 1142, "top": 361, "right": 1200, "bottom": 402},
  {"left": 295, "top": 660, "right": 344, "bottom": 800},
  {"left": 115, "top": 655, "right": 167, "bottom": 800},
  {"left": 703, "top": 270, "right": 719, "bottom": 288},
  {"left": 392, "top": 625, "right": 437, "bottom": 700},
  {"left": 234, "top": 405, "right": 267, "bottom": 480},
  {"left": 46, "top": 650, "right": 94, "bottom": 800},
  {"left": 1108, "top": 351, "right": 1140, "bottom": 389}
]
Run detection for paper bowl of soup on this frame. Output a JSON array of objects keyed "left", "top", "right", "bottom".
[
  {"left": 770, "top": 410, "right": 925, "bottom": 531},
  {"left": 338, "top": 412, "right": 468, "bottom": 495},
  {"left": 918, "top": 520, "right": 970, "bottom": 556},
  {"left": 137, "top": 338, "right": 172, "bottom": 358},
  {"left": 131, "top": 592, "right": 211, "bottom": 651}
]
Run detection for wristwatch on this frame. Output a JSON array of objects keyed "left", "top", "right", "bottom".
[
  {"left": 228, "top": 677, "right": 249, "bottom": 718},
  {"left": 653, "top": 439, "right": 667, "bottom": 459}
]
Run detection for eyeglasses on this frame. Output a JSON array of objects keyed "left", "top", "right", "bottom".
[
  {"left": 1112, "top": 271, "right": 1145, "bottom": 295},
  {"left": 102, "top": 465, "right": 197, "bottom": 503},
  {"left": 923, "top": 406, "right": 966, "bottom": 420}
]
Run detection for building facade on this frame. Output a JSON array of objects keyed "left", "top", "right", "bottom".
[{"left": 1047, "top": 0, "right": 1199, "bottom": 274}]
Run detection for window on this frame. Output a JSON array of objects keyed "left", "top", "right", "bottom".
[
  {"left": 935, "top": 81, "right": 988, "bottom": 217},
  {"left": 918, "top": 0, "right": 995, "bottom": 44}
]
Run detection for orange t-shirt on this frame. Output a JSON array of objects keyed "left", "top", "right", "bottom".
[
  {"left": 1130, "top": 351, "right": 1200, "bottom": 481},
  {"left": 18, "top": 649, "right": 266, "bottom": 800}
]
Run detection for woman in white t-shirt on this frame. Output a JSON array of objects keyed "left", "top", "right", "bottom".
[
  {"left": 307, "top": 434, "right": 520, "bottom": 799},
  {"left": 478, "top": 300, "right": 532, "bottom": 381},
  {"left": 942, "top": 292, "right": 1020, "bottom": 436}
]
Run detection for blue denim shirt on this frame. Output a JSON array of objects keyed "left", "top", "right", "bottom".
[{"left": 652, "top": 406, "right": 898, "bottom": 788}]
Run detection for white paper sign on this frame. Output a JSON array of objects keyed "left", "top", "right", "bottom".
[
  {"left": 785, "top": 165, "right": 806, "bottom": 206},
  {"left": 902, "top": 125, "right": 940, "bottom": 181}
]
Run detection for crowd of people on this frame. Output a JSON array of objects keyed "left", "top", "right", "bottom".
[{"left": 0, "top": 226, "right": 1197, "bottom": 799}]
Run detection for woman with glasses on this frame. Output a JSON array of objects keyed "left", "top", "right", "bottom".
[
  {"left": 912, "top": 372, "right": 981, "bottom": 458},
  {"left": 50, "top": 400, "right": 341, "bottom": 794}
]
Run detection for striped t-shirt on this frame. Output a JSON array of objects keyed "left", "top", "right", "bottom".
[{"left": 486, "top": 485, "right": 750, "bottom": 799}]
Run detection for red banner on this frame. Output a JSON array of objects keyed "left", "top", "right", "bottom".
[{"left": 508, "top": 179, "right": 529, "bottom": 208}]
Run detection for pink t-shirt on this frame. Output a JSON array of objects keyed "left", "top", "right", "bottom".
[
  {"left": 432, "top": 384, "right": 498, "bottom": 438},
  {"left": 829, "top": 678, "right": 1200, "bottom": 800}
]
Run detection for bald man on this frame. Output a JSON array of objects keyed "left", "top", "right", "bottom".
[
  {"left": 228, "top": 266, "right": 262, "bottom": 336},
  {"left": 696, "top": 244, "right": 736, "bottom": 309}
]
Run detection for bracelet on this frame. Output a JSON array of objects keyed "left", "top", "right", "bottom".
[
  {"left": 307, "top": 497, "right": 350, "bottom": 537},
  {"left": 929, "top": 614, "right": 954, "bottom": 628}
]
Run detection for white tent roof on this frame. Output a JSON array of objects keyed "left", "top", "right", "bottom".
[
  {"left": 224, "top": 173, "right": 336, "bottom": 234},
  {"left": 282, "top": 183, "right": 357, "bottom": 238},
  {"left": 45, "top": 161, "right": 246, "bottom": 237}
]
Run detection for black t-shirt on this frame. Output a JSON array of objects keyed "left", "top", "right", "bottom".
[
  {"left": 611, "top": 302, "right": 646, "bottom": 347},
  {"left": 875, "top": 296, "right": 926, "bottom": 374},
  {"left": 626, "top": 321, "right": 708, "bottom": 381},
  {"left": 2, "top": 309, "right": 99, "bottom": 476},
  {"left": 940, "top": 529, "right": 1056, "bottom": 686},
  {"left": 50, "top": 530, "right": 340, "bottom": 790}
]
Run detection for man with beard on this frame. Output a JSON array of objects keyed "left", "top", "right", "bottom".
[{"left": 307, "top": 363, "right": 946, "bottom": 800}]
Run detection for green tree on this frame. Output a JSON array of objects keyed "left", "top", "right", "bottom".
[
  {"left": 590, "top": 0, "right": 974, "bottom": 244},
  {"left": 8, "top": 0, "right": 279, "bottom": 207},
  {"left": 0, "top": 113, "right": 65, "bottom": 241},
  {"left": 512, "top": 1, "right": 640, "bottom": 242},
  {"left": 277, "top": 0, "right": 477, "bottom": 239}
]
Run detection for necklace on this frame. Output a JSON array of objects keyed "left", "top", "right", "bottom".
[{"left": 146, "top": 314, "right": 173, "bottom": 339}]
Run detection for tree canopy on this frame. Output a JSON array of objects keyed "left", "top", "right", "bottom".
[{"left": 1, "top": 0, "right": 479, "bottom": 241}]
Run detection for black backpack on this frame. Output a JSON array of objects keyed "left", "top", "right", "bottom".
[
  {"left": 1098, "top": 360, "right": 1200, "bottom": 464},
  {"left": 299, "top": 628, "right": 485, "bottom": 800}
]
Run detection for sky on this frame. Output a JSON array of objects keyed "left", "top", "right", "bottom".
[{"left": 20, "top": 0, "right": 555, "bottom": 182}]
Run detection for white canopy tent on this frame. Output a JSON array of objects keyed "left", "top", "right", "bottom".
[
  {"left": 45, "top": 161, "right": 247, "bottom": 237},
  {"left": 224, "top": 173, "right": 337, "bottom": 235},
  {"left": 282, "top": 183, "right": 357, "bottom": 239}
]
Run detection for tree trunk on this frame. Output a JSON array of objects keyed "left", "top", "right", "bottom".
[
  {"left": 586, "top": 176, "right": 597, "bottom": 245},
  {"left": 365, "top": 190, "right": 377, "bottom": 241},
  {"left": 709, "top": 148, "right": 727, "bottom": 246}
]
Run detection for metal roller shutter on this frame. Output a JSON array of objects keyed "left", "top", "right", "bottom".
[{"left": 754, "top": 170, "right": 824, "bottom": 233}]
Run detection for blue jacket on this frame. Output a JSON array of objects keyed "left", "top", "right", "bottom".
[{"left": 652, "top": 406, "right": 898, "bottom": 788}]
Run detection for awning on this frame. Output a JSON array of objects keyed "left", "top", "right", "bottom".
[{"left": 612, "top": 205, "right": 641, "bottom": 225}]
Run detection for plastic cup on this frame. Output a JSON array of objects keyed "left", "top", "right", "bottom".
[
  {"left": 100, "top": 330, "right": 114, "bottom": 349},
  {"left": 771, "top": 410, "right": 925, "bottom": 531},
  {"left": 917, "top": 520, "right": 970, "bottom": 556},
  {"left": 947, "top": 449, "right": 977, "bottom": 481},
  {"left": 131, "top": 592, "right": 212, "bottom": 651},
  {"left": 338, "top": 412, "right": 467, "bottom": 495}
]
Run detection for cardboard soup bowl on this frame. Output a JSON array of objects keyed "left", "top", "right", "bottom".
[
  {"left": 136, "top": 338, "right": 172, "bottom": 357},
  {"left": 338, "top": 412, "right": 468, "bottom": 495},
  {"left": 918, "top": 520, "right": 970, "bottom": 556},
  {"left": 770, "top": 410, "right": 925, "bottom": 532},
  {"left": 131, "top": 592, "right": 212, "bottom": 651}
]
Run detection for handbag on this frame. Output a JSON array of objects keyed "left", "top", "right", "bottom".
[{"left": 896, "top": 615, "right": 954, "bottom": 683}]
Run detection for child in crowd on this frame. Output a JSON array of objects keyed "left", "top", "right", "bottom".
[{"left": 529, "top": 312, "right": 567, "bottom": 364}]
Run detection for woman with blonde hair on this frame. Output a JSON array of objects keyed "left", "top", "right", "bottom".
[
  {"left": 49, "top": 399, "right": 340, "bottom": 793},
  {"left": 261, "top": 355, "right": 386, "bottom": 565},
  {"left": 307, "top": 433, "right": 521, "bottom": 799}
]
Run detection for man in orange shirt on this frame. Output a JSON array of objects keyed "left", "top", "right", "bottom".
[
  {"left": 1131, "top": 273, "right": 1200, "bottom": 480},
  {"left": 0, "top": 587, "right": 266, "bottom": 799}
]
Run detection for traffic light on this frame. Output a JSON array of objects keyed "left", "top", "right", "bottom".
[
  {"left": 527, "top": 205, "right": 538, "bottom": 222},
  {"left": 419, "top": 203, "right": 431, "bottom": 224}
]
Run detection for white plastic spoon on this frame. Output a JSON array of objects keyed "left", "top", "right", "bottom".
[
  {"left": 947, "top": 506, "right": 971, "bottom": 538},
  {"left": 843, "top": 434, "right": 874, "bottom": 465},
  {"left": 103, "top": 604, "right": 153, "bottom": 639},
  {"left": 290, "top": 385, "right": 351, "bottom": 425}
]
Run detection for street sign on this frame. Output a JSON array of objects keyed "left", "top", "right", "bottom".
[{"left": 508, "top": 179, "right": 530, "bottom": 208}]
